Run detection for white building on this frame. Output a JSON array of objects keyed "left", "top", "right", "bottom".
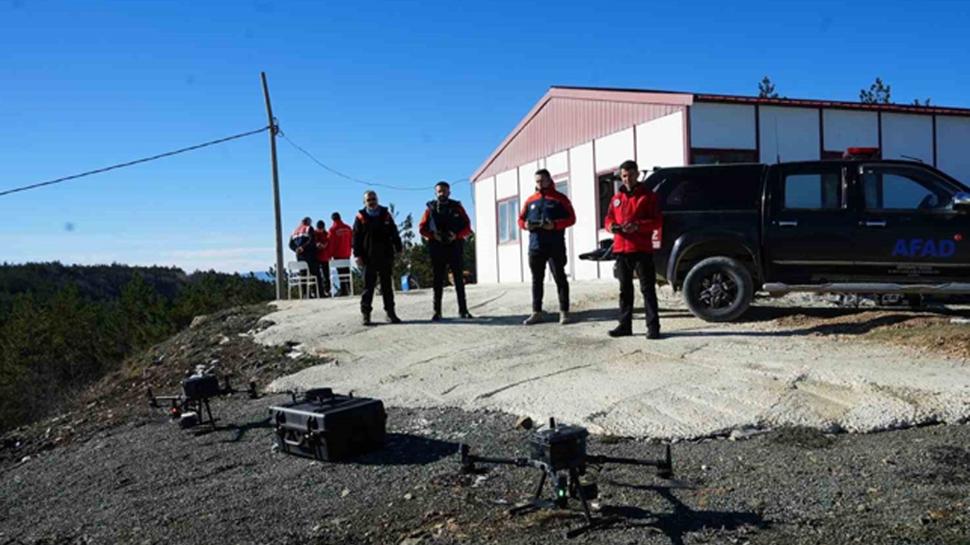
[{"left": 472, "top": 86, "right": 970, "bottom": 284}]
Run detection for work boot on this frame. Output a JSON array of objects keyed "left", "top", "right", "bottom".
[
  {"left": 361, "top": 312, "right": 372, "bottom": 326},
  {"left": 459, "top": 310, "right": 474, "bottom": 319},
  {"left": 431, "top": 312, "right": 442, "bottom": 322},
  {"left": 608, "top": 325, "right": 632, "bottom": 338},
  {"left": 386, "top": 311, "right": 403, "bottom": 324},
  {"left": 646, "top": 327, "right": 662, "bottom": 340},
  {"left": 523, "top": 311, "right": 544, "bottom": 325},
  {"left": 559, "top": 311, "right": 572, "bottom": 325}
]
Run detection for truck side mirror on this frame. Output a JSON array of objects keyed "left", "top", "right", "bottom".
[{"left": 954, "top": 192, "right": 970, "bottom": 212}]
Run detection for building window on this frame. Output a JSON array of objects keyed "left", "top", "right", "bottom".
[
  {"left": 555, "top": 178, "right": 569, "bottom": 197},
  {"left": 497, "top": 198, "right": 519, "bottom": 243},
  {"left": 691, "top": 148, "right": 758, "bottom": 165},
  {"left": 597, "top": 171, "right": 620, "bottom": 229}
]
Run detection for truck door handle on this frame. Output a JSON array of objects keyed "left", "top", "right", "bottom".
[
  {"left": 860, "top": 220, "right": 887, "bottom": 228},
  {"left": 776, "top": 220, "right": 799, "bottom": 227}
]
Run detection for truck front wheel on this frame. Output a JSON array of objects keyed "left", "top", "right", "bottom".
[{"left": 683, "top": 257, "right": 754, "bottom": 322}]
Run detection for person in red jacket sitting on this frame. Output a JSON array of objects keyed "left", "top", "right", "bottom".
[{"left": 604, "top": 160, "right": 663, "bottom": 339}]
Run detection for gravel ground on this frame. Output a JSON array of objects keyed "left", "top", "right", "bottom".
[
  {"left": 3, "top": 297, "right": 969, "bottom": 545},
  {"left": 2, "top": 395, "right": 969, "bottom": 545}
]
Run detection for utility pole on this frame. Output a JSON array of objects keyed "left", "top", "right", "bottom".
[{"left": 261, "top": 71, "right": 286, "bottom": 300}]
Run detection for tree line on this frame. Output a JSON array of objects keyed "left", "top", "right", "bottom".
[
  {"left": 758, "top": 76, "right": 931, "bottom": 106},
  {"left": 0, "top": 264, "right": 273, "bottom": 432}
]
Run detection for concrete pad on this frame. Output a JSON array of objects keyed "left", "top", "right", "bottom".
[{"left": 256, "top": 281, "right": 970, "bottom": 440}]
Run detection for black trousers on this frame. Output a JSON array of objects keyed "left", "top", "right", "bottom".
[
  {"left": 360, "top": 261, "right": 395, "bottom": 314},
  {"left": 335, "top": 266, "right": 351, "bottom": 296},
  {"left": 528, "top": 248, "right": 569, "bottom": 313},
  {"left": 317, "top": 259, "right": 331, "bottom": 296},
  {"left": 615, "top": 252, "right": 660, "bottom": 332},
  {"left": 431, "top": 244, "right": 468, "bottom": 314}
]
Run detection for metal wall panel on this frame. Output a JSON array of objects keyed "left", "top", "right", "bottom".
[{"left": 476, "top": 97, "right": 684, "bottom": 181}]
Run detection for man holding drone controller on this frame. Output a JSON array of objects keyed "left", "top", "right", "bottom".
[
  {"left": 518, "top": 168, "right": 576, "bottom": 326},
  {"left": 605, "top": 159, "right": 663, "bottom": 340},
  {"left": 419, "top": 181, "right": 474, "bottom": 321}
]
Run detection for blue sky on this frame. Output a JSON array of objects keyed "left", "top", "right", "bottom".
[{"left": 2, "top": 0, "right": 968, "bottom": 272}]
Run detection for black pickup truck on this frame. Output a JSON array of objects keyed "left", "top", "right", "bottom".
[{"left": 588, "top": 152, "right": 970, "bottom": 322}]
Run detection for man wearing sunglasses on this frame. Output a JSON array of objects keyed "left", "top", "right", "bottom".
[{"left": 353, "top": 190, "right": 404, "bottom": 325}]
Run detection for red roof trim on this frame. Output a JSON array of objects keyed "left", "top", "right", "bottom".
[{"left": 694, "top": 93, "right": 970, "bottom": 116}]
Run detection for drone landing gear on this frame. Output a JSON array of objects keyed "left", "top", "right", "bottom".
[{"left": 506, "top": 466, "right": 621, "bottom": 538}]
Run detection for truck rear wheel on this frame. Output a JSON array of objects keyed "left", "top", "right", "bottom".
[{"left": 683, "top": 257, "right": 754, "bottom": 322}]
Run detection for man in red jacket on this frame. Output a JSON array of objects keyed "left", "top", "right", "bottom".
[
  {"left": 328, "top": 212, "right": 354, "bottom": 296},
  {"left": 604, "top": 160, "right": 663, "bottom": 339}
]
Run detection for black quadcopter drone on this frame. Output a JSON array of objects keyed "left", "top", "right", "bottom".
[
  {"left": 147, "top": 365, "right": 256, "bottom": 428},
  {"left": 459, "top": 418, "right": 673, "bottom": 538}
]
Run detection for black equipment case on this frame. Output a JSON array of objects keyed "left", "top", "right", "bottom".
[{"left": 269, "top": 388, "right": 386, "bottom": 461}]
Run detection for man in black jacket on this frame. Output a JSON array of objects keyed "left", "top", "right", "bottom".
[
  {"left": 418, "top": 181, "right": 474, "bottom": 320},
  {"left": 353, "top": 190, "right": 403, "bottom": 325}
]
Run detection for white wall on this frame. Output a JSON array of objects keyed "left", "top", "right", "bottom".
[
  {"left": 496, "top": 245, "right": 520, "bottom": 284},
  {"left": 518, "top": 162, "right": 536, "bottom": 283},
  {"left": 759, "top": 106, "right": 820, "bottom": 163},
  {"left": 495, "top": 168, "right": 518, "bottom": 199},
  {"left": 545, "top": 151, "right": 568, "bottom": 176},
  {"left": 690, "top": 103, "right": 756, "bottom": 149},
  {"left": 473, "top": 176, "right": 497, "bottom": 284},
  {"left": 822, "top": 109, "right": 878, "bottom": 152},
  {"left": 569, "top": 142, "right": 599, "bottom": 281},
  {"left": 595, "top": 128, "right": 635, "bottom": 172},
  {"left": 881, "top": 113, "right": 933, "bottom": 164},
  {"left": 636, "top": 111, "right": 686, "bottom": 170},
  {"left": 937, "top": 116, "right": 970, "bottom": 184}
]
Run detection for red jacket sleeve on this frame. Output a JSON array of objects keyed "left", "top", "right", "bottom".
[
  {"left": 455, "top": 204, "right": 473, "bottom": 240},
  {"left": 418, "top": 207, "right": 433, "bottom": 239},
  {"left": 552, "top": 193, "right": 576, "bottom": 230},
  {"left": 517, "top": 198, "right": 529, "bottom": 230}
]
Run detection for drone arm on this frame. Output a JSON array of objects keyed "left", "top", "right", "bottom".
[
  {"left": 459, "top": 443, "right": 535, "bottom": 474},
  {"left": 586, "top": 445, "right": 673, "bottom": 476}
]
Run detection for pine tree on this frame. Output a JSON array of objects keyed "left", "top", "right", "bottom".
[
  {"left": 120, "top": 273, "right": 173, "bottom": 351},
  {"left": 860, "top": 77, "right": 892, "bottom": 104},
  {"left": 758, "top": 76, "right": 779, "bottom": 99}
]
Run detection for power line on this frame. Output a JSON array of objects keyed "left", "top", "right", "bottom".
[
  {"left": 278, "top": 130, "right": 468, "bottom": 193},
  {"left": 0, "top": 126, "right": 270, "bottom": 198}
]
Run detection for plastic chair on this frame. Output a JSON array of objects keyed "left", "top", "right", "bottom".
[
  {"left": 287, "top": 261, "right": 319, "bottom": 299},
  {"left": 329, "top": 258, "right": 355, "bottom": 296}
]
